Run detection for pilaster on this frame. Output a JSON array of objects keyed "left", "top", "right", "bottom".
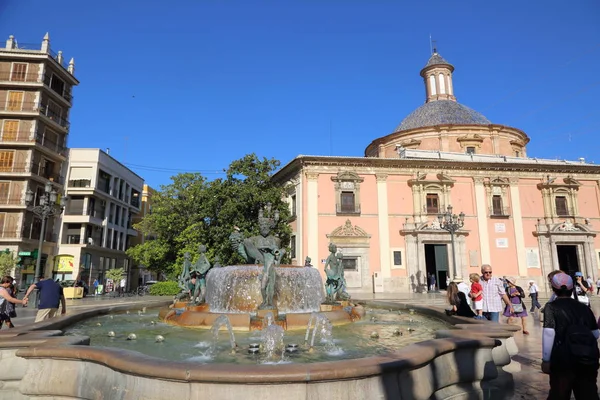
[
  {"left": 306, "top": 172, "right": 319, "bottom": 266},
  {"left": 509, "top": 178, "right": 527, "bottom": 277},
  {"left": 473, "top": 177, "right": 490, "bottom": 264},
  {"left": 376, "top": 174, "right": 391, "bottom": 278}
]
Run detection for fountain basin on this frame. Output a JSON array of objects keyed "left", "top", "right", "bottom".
[{"left": 205, "top": 265, "right": 325, "bottom": 313}]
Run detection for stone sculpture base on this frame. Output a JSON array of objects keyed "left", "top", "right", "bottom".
[{"left": 159, "top": 304, "right": 365, "bottom": 331}]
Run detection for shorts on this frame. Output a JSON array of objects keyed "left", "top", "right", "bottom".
[{"left": 474, "top": 300, "right": 483, "bottom": 310}]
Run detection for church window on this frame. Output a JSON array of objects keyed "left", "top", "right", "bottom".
[
  {"left": 429, "top": 75, "right": 437, "bottom": 96},
  {"left": 555, "top": 196, "right": 569, "bottom": 216},
  {"left": 492, "top": 195, "right": 504, "bottom": 216},
  {"left": 393, "top": 251, "right": 402, "bottom": 266},
  {"left": 331, "top": 172, "right": 363, "bottom": 216},
  {"left": 426, "top": 193, "right": 439, "bottom": 214},
  {"left": 485, "top": 178, "right": 511, "bottom": 218},
  {"left": 466, "top": 146, "right": 476, "bottom": 155},
  {"left": 438, "top": 73, "right": 446, "bottom": 94}
]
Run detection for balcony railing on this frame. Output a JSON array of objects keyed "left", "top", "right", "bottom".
[
  {"left": 489, "top": 206, "right": 510, "bottom": 218},
  {"left": 556, "top": 207, "right": 575, "bottom": 217},
  {"left": 0, "top": 197, "right": 24, "bottom": 206},
  {"left": 0, "top": 230, "right": 22, "bottom": 239},
  {"left": 43, "top": 74, "right": 73, "bottom": 103},
  {"left": 0, "top": 102, "right": 70, "bottom": 129},
  {"left": 35, "top": 134, "right": 67, "bottom": 156},
  {"left": 0, "top": 131, "right": 35, "bottom": 143},
  {"left": 336, "top": 204, "right": 361, "bottom": 215},
  {"left": 0, "top": 162, "right": 63, "bottom": 184},
  {"left": 0, "top": 72, "right": 42, "bottom": 83}
]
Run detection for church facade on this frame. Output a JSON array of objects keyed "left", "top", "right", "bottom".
[{"left": 273, "top": 51, "right": 600, "bottom": 293}]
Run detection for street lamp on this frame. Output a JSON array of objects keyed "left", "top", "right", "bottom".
[
  {"left": 25, "top": 182, "right": 67, "bottom": 304},
  {"left": 438, "top": 205, "right": 465, "bottom": 280}
]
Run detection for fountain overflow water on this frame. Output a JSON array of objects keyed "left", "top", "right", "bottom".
[{"left": 210, "top": 315, "right": 237, "bottom": 351}]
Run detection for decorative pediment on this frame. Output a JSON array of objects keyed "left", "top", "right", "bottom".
[
  {"left": 485, "top": 177, "right": 510, "bottom": 186},
  {"left": 563, "top": 176, "right": 582, "bottom": 187},
  {"left": 408, "top": 171, "right": 455, "bottom": 187},
  {"left": 331, "top": 171, "right": 364, "bottom": 184},
  {"left": 327, "top": 219, "right": 371, "bottom": 238},
  {"left": 554, "top": 220, "right": 581, "bottom": 232},
  {"left": 399, "top": 139, "right": 421, "bottom": 149},
  {"left": 457, "top": 134, "right": 484, "bottom": 149},
  {"left": 509, "top": 139, "right": 526, "bottom": 147}
]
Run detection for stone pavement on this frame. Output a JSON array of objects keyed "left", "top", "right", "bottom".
[
  {"left": 4, "top": 291, "right": 600, "bottom": 399},
  {"left": 353, "top": 291, "right": 600, "bottom": 399}
]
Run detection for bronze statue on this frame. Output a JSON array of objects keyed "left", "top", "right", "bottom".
[
  {"left": 324, "top": 243, "right": 350, "bottom": 303},
  {"left": 190, "top": 244, "right": 211, "bottom": 304},
  {"left": 229, "top": 203, "right": 285, "bottom": 309},
  {"left": 176, "top": 252, "right": 192, "bottom": 300},
  {"left": 304, "top": 256, "right": 313, "bottom": 267}
]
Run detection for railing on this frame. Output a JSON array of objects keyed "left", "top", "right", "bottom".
[
  {"left": 35, "top": 134, "right": 67, "bottom": 156},
  {"left": 0, "top": 72, "right": 42, "bottom": 83},
  {"left": 0, "top": 197, "right": 24, "bottom": 206},
  {"left": 38, "top": 103, "right": 70, "bottom": 129},
  {"left": 556, "top": 208, "right": 575, "bottom": 217},
  {"left": 489, "top": 206, "right": 510, "bottom": 217},
  {"left": 0, "top": 230, "right": 22, "bottom": 239},
  {"left": 0, "top": 102, "right": 70, "bottom": 129},
  {"left": 43, "top": 74, "right": 73, "bottom": 102},
  {"left": 0, "top": 131, "right": 35, "bottom": 142},
  {"left": 68, "top": 179, "right": 91, "bottom": 188},
  {"left": 0, "top": 162, "right": 63, "bottom": 184},
  {"left": 336, "top": 204, "right": 361, "bottom": 215}
]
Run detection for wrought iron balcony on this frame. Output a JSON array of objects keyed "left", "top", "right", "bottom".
[
  {"left": 0, "top": 162, "right": 63, "bottom": 184},
  {"left": 0, "top": 102, "right": 70, "bottom": 129},
  {"left": 0, "top": 131, "right": 35, "bottom": 143},
  {"left": 0, "top": 72, "right": 42, "bottom": 83},
  {"left": 43, "top": 74, "right": 73, "bottom": 103},
  {"left": 489, "top": 206, "right": 510, "bottom": 218},
  {"left": 336, "top": 204, "right": 361, "bottom": 215}
]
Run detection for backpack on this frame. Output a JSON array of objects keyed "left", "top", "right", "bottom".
[{"left": 563, "top": 323, "right": 599, "bottom": 366}]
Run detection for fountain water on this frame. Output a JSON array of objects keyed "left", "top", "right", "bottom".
[
  {"left": 307, "top": 314, "right": 336, "bottom": 353},
  {"left": 260, "top": 314, "right": 285, "bottom": 363},
  {"left": 210, "top": 315, "right": 237, "bottom": 352}
]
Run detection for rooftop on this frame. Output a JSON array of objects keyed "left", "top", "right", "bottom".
[{"left": 395, "top": 100, "right": 491, "bottom": 132}]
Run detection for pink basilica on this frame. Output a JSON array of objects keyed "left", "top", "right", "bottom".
[{"left": 273, "top": 50, "right": 600, "bottom": 294}]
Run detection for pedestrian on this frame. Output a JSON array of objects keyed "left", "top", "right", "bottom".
[
  {"left": 596, "top": 277, "right": 600, "bottom": 295},
  {"left": 453, "top": 277, "right": 472, "bottom": 306},
  {"left": 542, "top": 272, "right": 599, "bottom": 399},
  {"left": 503, "top": 277, "right": 529, "bottom": 334},
  {"left": 23, "top": 276, "right": 66, "bottom": 323},
  {"left": 119, "top": 277, "right": 126, "bottom": 297},
  {"left": 446, "top": 282, "right": 475, "bottom": 318},
  {"left": 529, "top": 280, "right": 542, "bottom": 312},
  {"left": 445, "top": 276, "right": 450, "bottom": 289},
  {"left": 93, "top": 279, "right": 99, "bottom": 296},
  {"left": 469, "top": 273, "right": 483, "bottom": 319},
  {"left": 586, "top": 276, "right": 594, "bottom": 293},
  {"left": 0, "top": 276, "right": 27, "bottom": 328},
  {"left": 574, "top": 272, "right": 591, "bottom": 307},
  {"left": 479, "top": 264, "right": 513, "bottom": 322}
]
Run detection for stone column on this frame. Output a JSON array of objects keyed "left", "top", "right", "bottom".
[
  {"left": 417, "top": 236, "right": 426, "bottom": 290},
  {"left": 583, "top": 240, "right": 594, "bottom": 279},
  {"left": 405, "top": 234, "right": 418, "bottom": 291},
  {"left": 376, "top": 174, "right": 391, "bottom": 279},
  {"left": 473, "top": 177, "right": 490, "bottom": 264},
  {"left": 295, "top": 177, "right": 304, "bottom": 262},
  {"left": 509, "top": 179, "right": 527, "bottom": 277},
  {"left": 458, "top": 235, "right": 468, "bottom": 279},
  {"left": 550, "top": 237, "right": 559, "bottom": 272},
  {"left": 306, "top": 172, "right": 319, "bottom": 267}
]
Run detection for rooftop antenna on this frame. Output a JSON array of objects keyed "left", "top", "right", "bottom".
[
  {"left": 329, "top": 119, "right": 333, "bottom": 156},
  {"left": 432, "top": 38, "right": 437, "bottom": 54}
]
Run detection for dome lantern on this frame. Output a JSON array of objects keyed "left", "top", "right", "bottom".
[{"left": 420, "top": 48, "right": 456, "bottom": 103}]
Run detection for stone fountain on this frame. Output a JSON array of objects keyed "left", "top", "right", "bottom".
[{"left": 159, "top": 204, "right": 365, "bottom": 331}]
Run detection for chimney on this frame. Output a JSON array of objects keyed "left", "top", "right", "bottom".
[
  {"left": 5, "top": 35, "right": 15, "bottom": 50},
  {"left": 68, "top": 58, "right": 75, "bottom": 74}
]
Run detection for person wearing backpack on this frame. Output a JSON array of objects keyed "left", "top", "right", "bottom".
[{"left": 542, "top": 272, "right": 599, "bottom": 399}]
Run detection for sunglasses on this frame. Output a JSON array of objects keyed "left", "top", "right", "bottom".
[{"left": 483, "top": 271, "right": 492, "bottom": 274}]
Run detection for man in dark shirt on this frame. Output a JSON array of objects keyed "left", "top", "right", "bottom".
[
  {"left": 23, "top": 276, "right": 66, "bottom": 323},
  {"left": 542, "top": 272, "right": 599, "bottom": 399}
]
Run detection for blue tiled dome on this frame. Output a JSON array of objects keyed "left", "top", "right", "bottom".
[{"left": 395, "top": 100, "right": 491, "bottom": 132}]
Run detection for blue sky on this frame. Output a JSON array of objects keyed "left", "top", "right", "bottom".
[{"left": 1, "top": 1, "right": 599, "bottom": 188}]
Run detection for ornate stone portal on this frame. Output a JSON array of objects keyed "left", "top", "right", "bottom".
[{"left": 326, "top": 219, "right": 371, "bottom": 292}]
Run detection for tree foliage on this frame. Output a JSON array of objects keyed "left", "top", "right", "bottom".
[
  {"left": 0, "top": 251, "right": 18, "bottom": 277},
  {"left": 105, "top": 268, "right": 125, "bottom": 282},
  {"left": 127, "top": 154, "right": 292, "bottom": 276}
]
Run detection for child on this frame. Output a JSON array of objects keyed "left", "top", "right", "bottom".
[{"left": 469, "top": 273, "right": 483, "bottom": 319}]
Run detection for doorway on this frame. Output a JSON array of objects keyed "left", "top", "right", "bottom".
[
  {"left": 557, "top": 245, "right": 580, "bottom": 275},
  {"left": 425, "top": 244, "right": 449, "bottom": 290}
]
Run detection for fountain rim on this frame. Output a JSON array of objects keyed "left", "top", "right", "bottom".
[{"left": 6, "top": 301, "right": 514, "bottom": 384}]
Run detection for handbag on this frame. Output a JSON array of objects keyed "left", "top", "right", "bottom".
[{"left": 512, "top": 303, "right": 524, "bottom": 313}]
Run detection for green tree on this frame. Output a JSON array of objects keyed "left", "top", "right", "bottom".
[
  {"left": 0, "top": 250, "right": 18, "bottom": 277},
  {"left": 105, "top": 268, "right": 125, "bottom": 282},
  {"left": 127, "top": 154, "right": 292, "bottom": 276}
]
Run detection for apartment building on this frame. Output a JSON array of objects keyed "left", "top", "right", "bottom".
[
  {"left": 0, "top": 34, "right": 78, "bottom": 285},
  {"left": 57, "top": 149, "right": 143, "bottom": 289}
]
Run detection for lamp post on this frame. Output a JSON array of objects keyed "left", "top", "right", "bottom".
[
  {"left": 25, "top": 182, "right": 66, "bottom": 306},
  {"left": 438, "top": 205, "right": 465, "bottom": 280}
]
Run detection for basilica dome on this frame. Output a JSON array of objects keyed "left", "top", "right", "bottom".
[{"left": 395, "top": 100, "right": 491, "bottom": 132}]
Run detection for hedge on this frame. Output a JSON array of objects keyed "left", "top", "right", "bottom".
[{"left": 148, "top": 281, "right": 181, "bottom": 296}]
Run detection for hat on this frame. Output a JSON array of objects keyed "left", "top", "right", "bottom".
[
  {"left": 574, "top": 271, "right": 583, "bottom": 278},
  {"left": 551, "top": 273, "right": 573, "bottom": 290},
  {"left": 452, "top": 277, "right": 463, "bottom": 283},
  {"left": 504, "top": 277, "right": 516, "bottom": 285},
  {"left": 528, "top": 280, "right": 535, "bottom": 284}
]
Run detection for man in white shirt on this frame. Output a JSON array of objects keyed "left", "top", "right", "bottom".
[
  {"left": 528, "top": 280, "right": 542, "bottom": 312},
  {"left": 480, "top": 264, "right": 513, "bottom": 322},
  {"left": 119, "top": 278, "right": 126, "bottom": 297}
]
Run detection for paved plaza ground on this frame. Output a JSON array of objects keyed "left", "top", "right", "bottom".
[{"left": 4, "top": 290, "right": 600, "bottom": 399}]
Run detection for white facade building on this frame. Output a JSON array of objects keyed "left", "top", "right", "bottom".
[{"left": 56, "top": 149, "right": 143, "bottom": 289}]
